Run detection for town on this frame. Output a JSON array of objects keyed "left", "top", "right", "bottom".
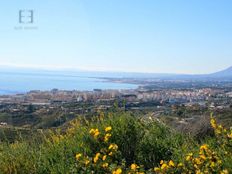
[{"left": 0, "top": 80, "right": 232, "bottom": 131}]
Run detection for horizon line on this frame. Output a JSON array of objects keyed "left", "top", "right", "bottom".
[{"left": 0, "top": 63, "right": 230, "bottom": 75}]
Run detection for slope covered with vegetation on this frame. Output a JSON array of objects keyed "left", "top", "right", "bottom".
[{"left": 0, "top": 111, "right": 231, "bottom": 174}]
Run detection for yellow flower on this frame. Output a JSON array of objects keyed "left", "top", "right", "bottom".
[
  {"left": 200, "top": 144, "right": 208, "bottom": 151},
  {"left": 109, "top": 144, "right": 118, "bottom": 151},
  {"left": 94, "top": 129, "right": 100, "bottom": 138},
  {"left": 85, "top": 159, "right": 90, "bottom": 165},
  {"left": 177, "top": 163, "right": 183, "bottom": 167},
  {"left": 94, "top": 153, "right": 101, "bottom": 163},
  {"left": 89, "top": 128, "right": 100, "bottom": 138},
  {"left": 102, "top": 162, "right": 109, "bottom": 168},
  {"left": 93, "top": 157, "right": 98, "bottom": 163},
  {"left": 220, "top": 169, "right": 229, "bottom": 174},
  {"left": 160, "top": 160, "right": 164, "bottom": 165},
  {"left": 210, "top": 118, "right": 217, "bottom": 129},
  {"left": 227, "top": 132, "right": 232, "bottom": 139},
  {"left": 105, "top": 126, "right": 112, "bottom": 132},
  {"left": 109, "top": 152, "right": 113, "bottom": 156},
  {"left": 199, "top": 155, "right": 206, "bottom": 160},
  {"left": 104, "top": 133, "right": 111, "bottom": 142},
  {"left": 112, "top": 168, "right": 122, "bottom": 174},
  {"left": 210, "top": 162, "right": 215, "bottom": 168},
  {"left": 194, "top": 158, "right": 201, "bottom": 165},
  {"left": 102, "top": 155, "right": 107, "bottom": 161},
  {"left": 168, "top": 160, "right": 175, "bottom": 167},
  {"left": 215, "top": 129, "right": 221, "bottom": 134},
  {"left": 89, "top": 128, "right": 95, "bottom": 134},
  {"left": 186, "top": 156, "right": 191, "bottom": 161},
  {"left": 75, "top": 153, "right": 82, "bottom": 160},
  {"left": 161, "top": 163, "right": 168, "bottom": 170},
  {"left": 130, "top": 163, "right": 139, "bottom": 170},
  {"left": 154, "top": 167, "right": 160, "bottom": 172},
  {"left": 186, "top": 153, "right": 193, "bottom": 161}
]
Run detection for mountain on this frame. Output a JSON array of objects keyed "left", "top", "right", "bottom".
[{"left": 210, "top": 66, "right": 232, "bottom": 78}]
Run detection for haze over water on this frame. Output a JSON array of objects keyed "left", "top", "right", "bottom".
[{"left": 0, "top": 71, "right": 137, "bottom": 95}]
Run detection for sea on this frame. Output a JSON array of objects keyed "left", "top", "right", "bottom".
[{"left": 0, "top": 70, "right": 138, "bottom": 95}]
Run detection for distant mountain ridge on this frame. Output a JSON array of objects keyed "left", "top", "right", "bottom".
[
  {"left": 1, "top": 65, "right": 232, "bottom": 80},
  {"left": 210, "top": 66, "right": 232, "bottom": 77}
]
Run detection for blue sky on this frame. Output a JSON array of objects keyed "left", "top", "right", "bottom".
[{"left": 0, "top": 0, "right": 232, "bottom": 74}]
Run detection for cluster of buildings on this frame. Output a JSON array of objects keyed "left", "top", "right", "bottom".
[{"left": 0, "top": 87, "right": 231, "bottom": 107}]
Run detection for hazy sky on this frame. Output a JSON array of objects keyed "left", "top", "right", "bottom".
[{"left": 0, "top": 0, "right": 232, "bottom": 74}]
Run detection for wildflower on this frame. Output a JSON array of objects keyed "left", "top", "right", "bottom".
[
  {"left": 94, "top": 129, "right": 100, "bottom": 138},
  {"left": 109, "top": 144, "right": 118, "bottom": 151},
  {"left": 210, "top": 118, "right": 217, "bottom": 129},
  {"left": 220, "top": 169, "right": 229, "bottom": 174},
  {"left": 130, "top": 163, "right": 139, "bottom": 170},
  {"left": 102, "top": 162, "right": 109, "bottom": 168},
  {"left": 161, "top": 163, "right": 168, "bottom": 170},
  {"left": 194, "top": 158, "right": 201, "bottom": 165},
  {"left": 160, "top": 160, "right": 164, "bottom": 165},
  {"left": 85, "top": 159, "right": 90, "bottom": 165},
  {"left": 186, "top": 153, "right": 193, "bottom": 161},
  {"left": 186, "top": 156, "right": 191, "bottom": 161},
  {"left": 227, "top": 132, "right": 232, "bottom": 138},
  {"left": 218, "top": 125, "right": 223, "bottom": 129},
  {"left": 67, "top": 127, "right": 75, "bottom": 135},
  {"left": 105, "top": 126, "right": 112, "bottom": 132},
  {"left": 94, "top": 153, "right": 101, "bottom": 163},
  {"left": 177, "top": 163, "right": 183, "bottom": 167},
  {"left": 104, "top": 133, "right": 111, "bottom": 142},
  {"left": 89, "top": 128, "right": 100, "bottom": 138},
  {"left": 168, "top": 160, "right": 175, "bottom": 167},
  {"left": 109, "top": 152, "right": 113, "bottom": 156},
  {"left": 112, "top": 168, "right": 122, "bottom": 174},
  {"left": 199, "top": 155, "right": 206, "bottom": 160},
  {"left": 200, "top": 144, "right": 208, "bottom": 151},
  {"left": 75, "top": 153, "right": 82, "bottom": 160},
  {"left": 215, "top": 129, "right": 222, "bottom": 134},
  {"left": 154, "top": 167, "right": 160, "bottom": 172},
  {"left": 210, "top": 162, "right": 215, "bottom": 168},
  {"left": 89, "top": 128, "right": 95, "bottom": 134},
  {"left": 102, "top": 155, "right": 107, "bottom": 161}
]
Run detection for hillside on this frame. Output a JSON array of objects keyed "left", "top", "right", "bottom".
[{"left": 0, "top": 112, "right": 231, "bottom": 173}]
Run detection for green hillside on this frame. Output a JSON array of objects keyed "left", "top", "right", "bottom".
[{"left": 0, "top": 111, "right": 231, "bottom": 174}]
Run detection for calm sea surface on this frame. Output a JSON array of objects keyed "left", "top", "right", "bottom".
[{"left": 0, "top": 72, "right": 137, "bottom": 95}]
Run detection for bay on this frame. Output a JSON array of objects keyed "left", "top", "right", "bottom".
[{"left": 0, "top": 71, "right": 137, "bottom": 95}]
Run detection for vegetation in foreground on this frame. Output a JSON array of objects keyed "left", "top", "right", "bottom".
[{"left": 0, "top": 112, "right": 231, "bottom": 174}]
